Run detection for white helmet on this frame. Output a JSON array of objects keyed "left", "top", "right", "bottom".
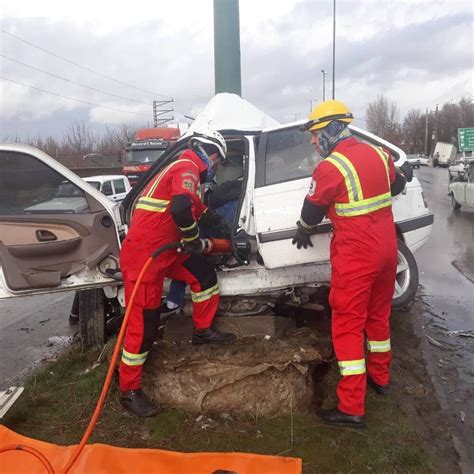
[{"left": 189, "top": 127, "right": 227, "bottom": 160}]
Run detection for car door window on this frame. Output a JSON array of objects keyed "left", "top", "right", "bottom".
[
  {"left": 113, "top": 179, "right": 126, "bottom": 194},
  {"left": 0, "top": 151, "right": 89, "bottom": 215},
  {"left": 257, "top": 126, "right": 320, "bottom": 187},
  {"left": 101, "top": 181, "right": 113, "bottom": 196}
]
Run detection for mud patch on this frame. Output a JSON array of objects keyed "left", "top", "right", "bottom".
[{"left": 144, "top": 328, "right": 332, "bottom": 416}]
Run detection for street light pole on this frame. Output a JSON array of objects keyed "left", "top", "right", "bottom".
[
  {"left": 332, "top": 0, "right": 336, "bottom": 99},
  {"left": 306, "top": 99, "right": 318, "bottom": 113},
  {"left": 321, "top": 70, "right": 327, "bottom": 101}
]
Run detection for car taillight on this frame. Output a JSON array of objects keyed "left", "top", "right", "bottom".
[{"left": 421, "top": 191, "right": 428, "bottom": 208}]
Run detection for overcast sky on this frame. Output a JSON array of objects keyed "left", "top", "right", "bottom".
[{"left": 1, "top": 0, "right": 473, "bottom": 139}]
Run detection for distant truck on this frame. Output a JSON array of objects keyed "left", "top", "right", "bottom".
[
  {"left": 433, "top": 141, "right": 457, "bottom": 168},
  {"left": 122, "top": 127, "right": 180, "bottom": 186}
]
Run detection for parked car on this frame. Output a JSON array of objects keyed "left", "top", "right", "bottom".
[
  {"left": 417, "top": 153, "right": 429, "bottom": 166},
  {"left": 406, "top": 154, "right": 421, "bottom": 169},
  {"left": 0, "top": 94, "right": 433, "bottom": 345},
  {"left": 448, "top": 159, "right": 471, "bottom": 182},
  {"left": 449, "top": 161, "right": 474, "bottom": 210},
  {"left": 84, "top": 175, "right": 131, "bottom": 203}
]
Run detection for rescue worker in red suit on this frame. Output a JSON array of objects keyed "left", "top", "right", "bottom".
[
  {"left": 293, "top": 100, "right": 412, "bottom": 427},
  {"left": 119, "top": 128, "right": 236, "bottom": 417}
]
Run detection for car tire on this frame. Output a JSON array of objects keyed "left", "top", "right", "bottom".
[
  {"left": 78, "top": 289, "right": 106, "bottom": 346},
  {"left": 452, "top": 195, "right": 462, "bottom": 210},
  {"left": 392, "top": 239, "right": 419, "bottom": 310}
]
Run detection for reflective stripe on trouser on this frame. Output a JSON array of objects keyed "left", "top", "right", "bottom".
[
  {"left": 330, "top": 255, "right": 395, "bottom": 416},
  {"left": 119, "top": 251, "right": 220, "bottom": 391}
]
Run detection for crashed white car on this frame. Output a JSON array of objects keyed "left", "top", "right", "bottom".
[{"left": 0, "top": 94, "right": 433, "bottom": 344}]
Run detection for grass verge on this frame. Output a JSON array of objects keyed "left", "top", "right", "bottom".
[{"left": 3, "top": 342, "right": 433, "bottom": 474}]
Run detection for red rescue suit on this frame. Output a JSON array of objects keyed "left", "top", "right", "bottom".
[
  {"left": 302, "top": 137, "right": 397, "bottom": 416},
  {"left": 119, "top": 150, "right": 219, "bottom": 391}
]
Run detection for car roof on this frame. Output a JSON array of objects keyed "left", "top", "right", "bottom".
[{"left": 84, "top": 175, "right": 127, "bottom": 182}]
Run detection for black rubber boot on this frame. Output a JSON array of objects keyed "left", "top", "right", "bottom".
[
  {"left": 367, "top": 377, "right": 390, "bottom": 395},
  {"left": 119, "top": 389, "right": 161, "bottom": 418},
  {"left": 192, "top": 328, "right": 236, "bottom": 345},
  {"left": 316, "top": 408, "right": 366, "bottom": 428}
]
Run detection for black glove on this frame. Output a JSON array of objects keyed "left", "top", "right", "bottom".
[
  {"left": 399, "top": 161, "right": 413, "bottom": 182},
  {"left": 200, "top": 209, "right": 228, "bottom": 229},
  {"left": 182, "top": 238, "right": 206, "bottom": 254},
  {"left": 291, "top": 222, "right": 314, "bottom": 250}
]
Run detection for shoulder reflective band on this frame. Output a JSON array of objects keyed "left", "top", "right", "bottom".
[
  {"left": 326, "top": 150, "right": 392, "bottom": 217},
  {"left": 135, "top": 196, "right": 170, "bottom": 213},
  {"left": 367, "top": 339, "right": 391, "bottom": 353},
  {"left": 338, "top": 359, "right": 366, "bottom": 376},
  {"left": 326, "top": 152, "right": 363, "bottom": 202},
  {"left": 191, "top": 283, "right": 220, "bottom": 303},
  {"left": 368, "top": 145, "right": 391, "bottom": 187},
  {"left": 121, "top": 348, "right": 149, "bottom": 367},
  {"left": 146, "top": 159, "right": 199, "bottom": 198}
]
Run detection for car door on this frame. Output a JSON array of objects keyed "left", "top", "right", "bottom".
[
  {"left": 252, "top": 124, "right": 332, "bottom": 269},
  {"left": 466, "top": 163, "right": 474, "bottom": 206},
  {"left": 0, "top": 143, "right": 121, "bottom": 299},
  {"left": 111, "top": 178, "right": 128, "bottom": 202}
]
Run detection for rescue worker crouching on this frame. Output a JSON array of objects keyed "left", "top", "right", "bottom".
[
  {"left": 119, "top": 127, "right": 236, "bottom": 417},
  {"left": 293, "top": 100, "right": 411, "bottom": 428}
]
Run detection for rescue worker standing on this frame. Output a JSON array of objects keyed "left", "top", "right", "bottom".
[
  {"left": 293, "top": 100, "right": 410, "bottom": 427},
  {"left": 119, "top": 127, "right": 235, "bottom": 417}
]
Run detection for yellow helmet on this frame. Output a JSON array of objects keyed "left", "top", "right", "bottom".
[{"left": 301, "top": 99, "right": 353, "bottom": 132}]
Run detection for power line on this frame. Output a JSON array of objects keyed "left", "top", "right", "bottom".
[
  {"left": 0, "top": 76, "right": 152, "bottom": 117},
  {"left": 0, "top": 29, "right": 172, "bottom": 100},
  {"left": 1, "top": 54, "right": 150, "bottom": 106}
]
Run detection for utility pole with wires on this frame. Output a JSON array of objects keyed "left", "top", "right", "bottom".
[
  {"left": 424, "top": 108, "right": 429, "bottom": 156},
  {"left": 153, "top": 99, "right": 174, "bottom": 127}
]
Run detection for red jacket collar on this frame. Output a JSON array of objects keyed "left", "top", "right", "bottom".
[{"left": 179, "top": 149, "right": 208, "bottom": 175}]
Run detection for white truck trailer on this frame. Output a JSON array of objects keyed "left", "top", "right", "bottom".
[{"left": 433, "top": 141, "right": 457, "bottom": 167}]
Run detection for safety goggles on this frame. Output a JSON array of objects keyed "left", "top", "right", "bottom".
[{"left": 299, "top": 113, "right": 354, "bottom": 132}]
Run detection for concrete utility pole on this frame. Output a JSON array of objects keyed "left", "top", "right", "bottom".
[
  {"left": 306, "top": 99, "right": 318, "bottom": 113},
  {"left": 424, "top": 108, "right": 429, "bottom": 156},
  {"left": 431, "top": 104, "right": 439, "bottom": 155},
  {"left": 213, "top": 0, "right": 242, "bottom": 96},
  {"left": 321, "top": 69, "right": 327, "bottom": 101}
]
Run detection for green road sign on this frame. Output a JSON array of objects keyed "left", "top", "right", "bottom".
[{"left": 458, "top": 127, "right": 474, "bottom": 152}]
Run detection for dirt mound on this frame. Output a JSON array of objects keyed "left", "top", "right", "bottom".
[{"left": 143, "top": 328, "right": 332, "bottom": 416}]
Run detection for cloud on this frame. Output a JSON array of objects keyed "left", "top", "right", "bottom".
[{"left": 0, "top": 0, "right": 472, "bottom": 138}]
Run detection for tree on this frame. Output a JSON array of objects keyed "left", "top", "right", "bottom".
[
  {"left": 64, "top": 120, "right": 96, "bottom": 158},
  {"left": 365, "top": 94, "right": 402, "bottom": 145},
  {"left": 403, "top": 109, "right": 425, "bottom": 154}
]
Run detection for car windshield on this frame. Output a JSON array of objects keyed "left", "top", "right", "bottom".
[
  {"left": 86, "top": 181, "right": 101, "bottom": 190},
  {"left": 125, "top": 149, "right": 166, "bottom": 164},
  {"left": 55, "top": 182, "right": 85, "bottom": 198}
]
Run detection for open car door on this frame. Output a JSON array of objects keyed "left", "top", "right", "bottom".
[
  {"left": 252, "top": 124, "right": 332, "bottom": 269},
  {"left": 0, "top": 143, "right": 121, "bottom": 299}
]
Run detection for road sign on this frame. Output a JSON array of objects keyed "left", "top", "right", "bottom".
[{"left": 458, "top": 127, "right": 474, "bottom": 152}]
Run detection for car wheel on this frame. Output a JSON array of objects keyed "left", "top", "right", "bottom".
[
  {"left": 392, "top": 239, "right": 419, "bottom": 310},
  {"left": 452, "top": 195, "right": 462, "bottom": 210},
  {"left": 78, "top": 288, "right": 106, "bottom": 346}
]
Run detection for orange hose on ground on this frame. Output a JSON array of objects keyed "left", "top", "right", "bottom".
[
  {"left": 61, "top": 255, "right": 155, "bottom": 474},
  {"left": 0, "top": 444, "right": 55, "bottom": 474}
]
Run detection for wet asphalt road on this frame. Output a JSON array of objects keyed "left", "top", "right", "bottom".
[
  {"left": 414, "top": 165, "right": 474, "bottom": 465},
  {"left": 0, "top": 292, "right": 75, "bottom": 386}
]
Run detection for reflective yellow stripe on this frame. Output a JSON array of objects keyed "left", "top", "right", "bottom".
[
  {"left": 367, "top": 339, "right": 391, "bottom": 353},
  {"left": 191, "top": 283, "right": 220, "bottom": 303},
  {"left": 338, "top": 359, "right": 366, "bottom": 376},
  {"left": 326, "top": 149, "right": 392, "bottom": 217},
  {"left": 299, "top": 217, "right": 318, "bottom": 230},
  {"left": 369, "top": 145, "right": 391, "bottom": 187},
  {"left": 135, "top": 196, "right": 170, "bottom": 213},
  {"left": 181, "top": 234, "right": 199, "bottom": 242},
  {"left": 179, "top": 221, "right": 198, "bottom": 232},
  {"left": 146, "top": 159, "right": 198, "bottom": 198},
  {"left": 121, "top": 349, "right": 149, "bottom": 367},
  {"left": 335, "top": 192, "right": 392, "bottom": 216},
  {"left": 326, "top": 152, "right": 364, "bottom": 202}
]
